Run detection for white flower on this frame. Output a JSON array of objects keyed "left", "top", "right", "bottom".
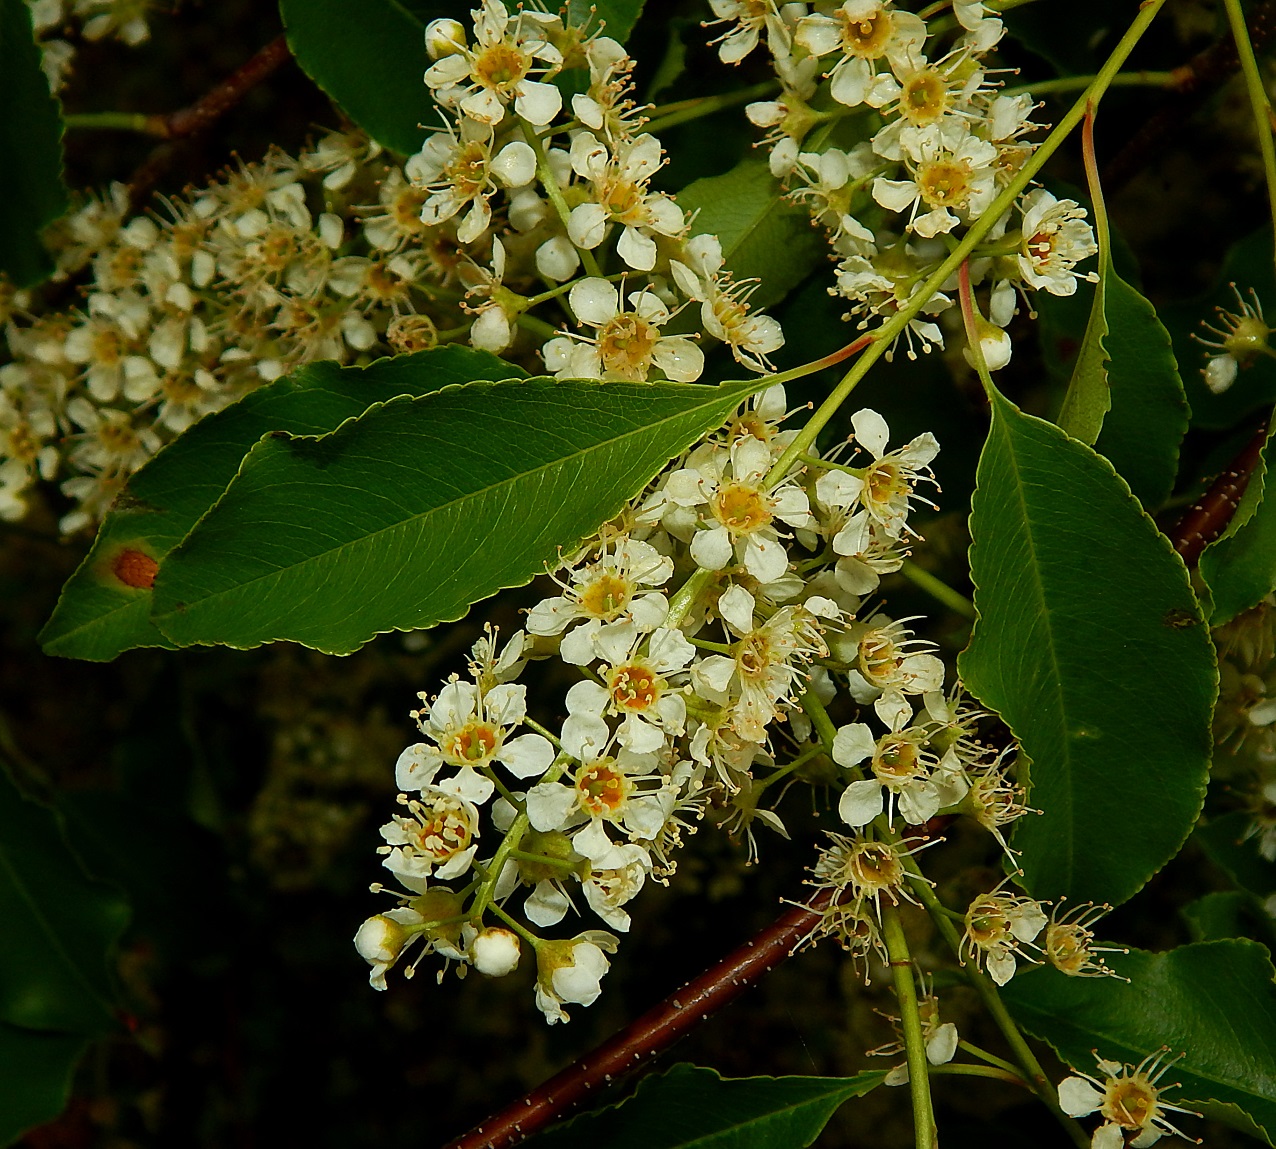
[
  {"left": 396, "top": 679, "right": 554, "bottom": 803},
  {"left": 962, "top": 884, "right": 1047, "bottom": 985},
  {"left": 534, "top": 931, "right": 618, "bottom": 1023},
  {"left": 542, "top": 278, "right": 703, "bottom": 382},
  {"left": 1059, "top": 1050, "right": 1197, "bottom": 1149},
  {"left": 795, "top": 0, "right": 926, "bottom": 109},
  {"left": 423, "top": 0, "right": 564, "bottom": 126},
  {"left": 873, "top": 121, "right": 998, "bottom": 238},
  {"left": 378, "top": 787, "right": 482, "bottom": 891},
  {"left": 526, "top": 537, "right": 674, "bottom": 662},
  {"left": 582, "top": 841, "right": 650, "bottom": 931},
  {"left": 354, "top": 909, "right": 420, "bottom": 991},
  {"left": 1016, "top": 189, "right": 1099, "bottom": 296},
  {"left": 567, "top": 134, "right": 685, "bottom": 272},
  {"left": 406, "top": 119, "right": 536, "bottom": 245}
]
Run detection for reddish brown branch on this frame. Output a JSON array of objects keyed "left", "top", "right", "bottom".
[
  {"left": 126, "top": 35, "right": 292, "bottom": 205},
  {"left": 1169, "top": 419, "right": 1269, "bottom": 566},
  {"left": 442, "top": 889, "right": 832, "bottom": 1149},
  {"left": 1104, "top": 1, "right": 1276, "bottom": 191}
]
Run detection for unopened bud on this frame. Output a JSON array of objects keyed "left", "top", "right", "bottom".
[
  {"left": 472, "top": 926, "right": 522, "bottom": 977},
  {"left": 425, "top": 18, "right": 466, "bottom": 59},
  {"left": 963, "top": 317, "right": 1012, "bottom": 372}
]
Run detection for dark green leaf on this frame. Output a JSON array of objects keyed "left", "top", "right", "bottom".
[
  {"left": 150, "top": 377, "right": 760, "bottom": 655},
  {"left": 1093, "top": 274, "right": 1190, "bottom": 509},
  {"left": 279, "top": 0, "right": 432, "bottom": 156},
  {"left": 567, "top": 0, "right": 645, "bottom": 43},
  {"left": 530, "top": 1063, "right": 886, "bottom": 1149},
  {"left": 1003, "top": 941, "right": 1276, "bottom": 1144},
  {"left": 1182, "top": 890, "right": 1251, "bottom": 942},
  {"left": 0, "top": 766, "right": 128, "bottom": 1034},
  {"left": 1196, "top": 811, "right": 1276, "bottom": 903},
  {"left": 958, "top": 387, "right": 1216, "bottom": 906},
  {"left": 0, "top": 1023, "right": 88, "bottom": 1146},
  {"left": 1057, "top": 260, "right": 1188, "bottom": 508},
  {"left": 0, "top": 0, "right": 67, "bottom": 287},
  {"left": 677, "top": 158, "right": 824, "bottom": 310},
  {"left": 40, "top": 348, "right": 518, "bottom": 662}
]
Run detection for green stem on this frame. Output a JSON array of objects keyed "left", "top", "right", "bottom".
[
  {"left": 520, "top": 120, "right": 602, "bottom": 278},
  {"left": 762, "top": 0, "right": 1168, "bottom": 492},
  {"left": 664, "top": 566, "right": 714, "bottom": 630},
  {"left": 899, "top": 560, "right": 976, "bottom": 621},
  {"left": 488, "top": 900, "right": 542, "bottom": 945},
  {"left": 644, "top": 81, "right": 779, "bottom": 135},
  {"left": 1001, "top": 70, "right": 1178, "bottom": 100},
  {"left": 469, "top": 811, "right": 528, "bottom": 920},
  {"left": 515, "top": 311, "right": 559, "bottom": 340},
  {"left": 1223, "top": 0, "right": 1276, "bottom": 272},
  {"left": 798, "top": 686, "right": 839, "bottom": 750},
  {"left": 930, "top": 1063, "right": 1028, "bottom": 1087},
  {"left": 899, "top": 853, "right": 1090, "bottom": 1149},
  {"left": 63, "top": 111, "right": 162, "bottom": 134},
  {"left": 882, "top": 908, "right": 937, "bottom": 1149},
  {"left": 958, "top": 1039, "right": 1025, "bottom": 1078}
]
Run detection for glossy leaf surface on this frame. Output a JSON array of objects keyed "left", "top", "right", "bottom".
[
  {"left": 0, "top": 1024, "right": 87, "bottom": 1146},
  {"left": 959, "top": 387, "right": 1215, "bottom": 905},
  {"left": 1004, "top": 941, "right": 1276, "bottom": 1143},
  {"left": 531, "top": 1063, "right": 886, "bottom": 1149},
  {"left": 151, "top": 377, "right": 760, "bottom": 654},
  {"left": 41, "top": 348, "right": 520, "bottom": 661}
]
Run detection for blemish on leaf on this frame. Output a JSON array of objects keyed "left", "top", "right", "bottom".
[
  {"left": 1162, "top": 607, "right": 1198, "bottom": 629},
  {"left": 112, "top": 548, "right": 159, "bottom": 589}
]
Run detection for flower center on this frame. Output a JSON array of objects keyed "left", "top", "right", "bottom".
[
  {"left": 411, "top": 799, "right": 473, "bottom": 861},
  {"left": 865, "top": 460, "right": 908, "bottom": 508},
  {"left": 474, "top": 42, "right": 530, "bottom": 92},
  {"left": 579, "top": 571, "right": 633, "bottom": 619},
  {"left": 444, "top": 721, "right": 499, "bottom": 765},
  {"left": 446, "top": 140, "right": 492, "bottom": 199},
  {"left": 1107, "top": 1080, "right": 1156, "bottom": 1130},
  {"left": 609, "top": 663, "right": 662, "bottom": 711},
  {"left": 738, "top": 632, "right": 772, "bottom": 680},
  {"left": 597, "top": 314, "right": 660, "bottom": 379},
  {"left": 576, "top": 757, "right": 631, "bottom": 817},
  {"left": 598, "top": 175, "right": 645, "bottom": 222},
  {"left": 1045, "top": 923, "right": 1089, "bottom": 974},
  {"left": 873, "top": 735, "right": 922, "bottom": 781},
  {"left": 900, "top": 70, "right": 948, "bottom": 125},
  {"left": 917, "top": 160, "right": 972, "bottom": 209},
  {"left": 847, "top": 840, "right": 904, "bottom": 893},
  {"left": 840, "top": 8, "right": 892, "bottom": 57},
  {"left": 966, "top": 901, "right": 1012, "bottom": 946},
  {"left": 858, "top": 631, "right": 901, "bottom": 686},
  {"left": 712, "top": 481, "right": 773, "bottom": 535}
]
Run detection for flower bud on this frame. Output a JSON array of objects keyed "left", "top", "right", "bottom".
[
  {"left": 963, "top": 317, "right": 1012, "bottom": 372},
  {"left": 354, "top": 914, "right": 408, "bottom": 965},
  {"left": 424, "top": 17, "right": 466, "bottom": 59},
  {"left": 472, "top": 926, "right": 522, "bottom": 977},
  {"left": 1203, "top": 354, "right": 1237, "bottom": 395}
]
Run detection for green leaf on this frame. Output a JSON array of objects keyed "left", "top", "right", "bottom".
[
  {"left": 0, "top": 1023, "right": 88, "bottom": 1146},
  {"left": 0, "top": 0, "right": 68, "bottom": 287},
  {"left": 1196, "top": 811, "right": 1276, "bottom": 903},
  {"left": 529, "top": 1063, "right": 886, "bottom": 1149},
  {"left": 0, "top": 766, "right": 129, "bottom": 1035},
  {"left": 150, "top": 377, "right": 760, "bottom": 655},
  {"left": 958, "top": 387, "right": 1216, "bottom": 906},
  {"left": 1056, "top": 260, "right": 1111, "bottom": 447},
  {"left": 40, "top": 348, "right": 518, "bottom": 662},
  {"left": 1003, "top": 941, "right": 1276, "bottom": 1144},
  {"left": 677, "top": 158, "right": 824, "bottom": 310},
  {"left": 279, "top": 0, "right": 432, "bottom": 156},
  {"left": 1058, "top": 261, "right": 1188, "bottom": 508},
  {"left": 1198, "top": 424, "right": 1276, "bottom": 625},
  {"left": 1182, "top": 890, "right": 1252, "bottom": 942},
  {"left": 567, "top": 0, "right": 645, "bottom": 42},
  {"left": 1093, "top": 274, "right": 1190, "bottom": 509}
]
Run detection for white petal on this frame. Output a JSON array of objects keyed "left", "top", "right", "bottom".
[
  {"left": 525, "top": 881, "right": 571, "bottom": 927},
  {"left": 851, "top": 409, "right": 891, "bottom": 457},
  {"left": 491, "top": 140, "right": 537, "bottom": 187},
  {"left": 514, "top": 79, "right": 563, "bottom": 126},
  {"left": 832, "top": 723, "right": 876, "bottom": 767},
  {"left": 569, "top": 276, "right": 619, "bottom": 324},
  {"left": 718, "top": 584, "right": 756, "bottom": 634},
  {"left": 690, "top": 525, "right": 733, "bottom": 571},
  {"left": 497, "top": 733, "right": 555, "bottom": 779},
  {"left": 838, "top": 779, "right": 884, "bottom": 827},
  {"left": 1057, "top": 1077, "right": 1103, "bottom": 1118},
  {"left": 526, "top": 782, "right": 578, "bottom": 831}
]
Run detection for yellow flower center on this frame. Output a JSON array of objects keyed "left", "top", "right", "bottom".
[
  {"left": 579, "top": 571, "right": 633, "bottom": 619},
  {"left": 840, "top": 8, "right": 892, "bottom": 58},
  {"left": 576, "top": 757, "right": 631, "bottom": 817},
  {"left": 712, "top": 481, "right": 772, "bottom": 536},
  {"left": 900, "top": 70, "right": 948, "bottom": 125},
  {"left": 609, "top": 663, "right": 662, "bottom": 711},
  {"left": 917, "top": 159, "right": 973, "bottom": 209},
  {"left": 597, "top": 313, "right": 660, "bottom": 380}
]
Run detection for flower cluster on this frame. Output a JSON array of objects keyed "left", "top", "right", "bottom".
[
  {"left": 3, "top": 0, "right": 789, "bottom": 534},
  {"left": 722, "top": 0, "right": 1098, "bottom": 363},
  {"left": 28, "top": 0, "right": 155, "bottom": 92}
]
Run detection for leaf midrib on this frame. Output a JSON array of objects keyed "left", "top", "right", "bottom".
[{"left": 154, "top": 381, "right": 754, "bottom": 617}]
